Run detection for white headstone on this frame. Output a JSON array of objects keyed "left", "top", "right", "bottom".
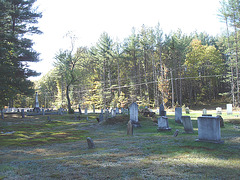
[
  {"left": 227, "top": 104, "right": 232, "bottom": 115},
  {"left": 203, "top": 108, "right": 207, "bottom": 115},
  {"left": 157, "top": 116, "right": 171, "bottom": 131},
  {"left": 216, "top": 107, "right": 222, "bottom": 115},
  {"left": 130, "top": 102, "right": 138, "bottom": 123},
  {"left": 181, "top": 116, "right": 194, "bottom": 133}
]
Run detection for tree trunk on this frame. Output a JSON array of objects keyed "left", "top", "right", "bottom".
[{"left": 66, "top": 85, "right": 71, "bottom": 112}]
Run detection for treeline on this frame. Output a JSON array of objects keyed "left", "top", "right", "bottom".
[
  {"left": 4, "top": 0, "right": 240, "bottom": 110},
  {"left": 34, "top": 25, "right": 229, "bottom": 111}
]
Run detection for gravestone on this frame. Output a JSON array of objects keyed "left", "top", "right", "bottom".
[
  {"left": 58, "top": 108, "right": 63, "bottom": 115},
  {"left": 181, "top": 116, "right": 194, "bottom": 133},
  {"left": 129, "top": 102, "right": 141, "bottom": 127},
  {"left": 116, "top": 107, "right": 119, "bottom": 114},
  {"left": 216, "top": 115, "right": 224, "bottom": 127},
  {"left": 216, "top": 107, "right": 222, "bottom": 115},
  {"left": 203, "top": 108, "right": 207, "bottom": 115},
  {"left": 127, "top": 120, "right": 133, "bottom": 135},
  {"left": 86, "top": 137, "right": 95, "bottom": 149},
  {"left": 33, "top": 92, "right": 40, "bottom": 112},
  {"left": 101, "top": 109, "right": 103, "bottom": 114},
  {"left": 42, "top": 109, "right": 45, "bottom": 116},
  {"left": 173, "top": 129, "right": 179, "bottom": 137},
  {"left": 112, "top": 110, "right": 116, "bottom": 117},
  {"left": 157, "top": 116, "right": 171, "bottom": 131},
  {"left": 227, "top": 104, "right": 232, "bottom": 115},
  {"left": 121, "top": 108, "right": 124, "bottom": 114},
  {"left": 185, "top": 107, "right": 190, "bottom": 114},
  {"left": 85, "top": 108, "right": 88, "bottom": 115},
  {"left": 92, "top": 104, "right": 95, "bottom": 113},
  {"left": 21, "top": 109, "right": 25, "bottom": 118},
  {"left": 98, "top": 113, "right": 104, "bottom": 122},
  {"left": 78, "top": 105, "right": 82, "bottom": 115},
  {"left": 196, "top": 116, "right": 224, "bottom": 143},
  {"left": 159, "top": 104, "right": 166, "bottom": 116},
  {"left": 175, "top": 107, "right": 182, "bottom": 123}
]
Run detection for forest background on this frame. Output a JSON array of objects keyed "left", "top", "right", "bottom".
[{"left": 1, "top": 0, "right": 240, "bottom": 112}]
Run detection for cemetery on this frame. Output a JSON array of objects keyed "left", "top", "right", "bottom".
[{"left": 0, "top": 104, "right": 239, "bottom": 179}]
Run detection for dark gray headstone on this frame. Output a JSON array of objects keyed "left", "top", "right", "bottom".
[
  {"left": 127, "top": 120, "right": 133, "bottom": 135},
  {"left": 196, "top": 116, "right": 224, "bottom": 143},
  {"left": 216, "top": 115, "right": 224, "bottom": 127},
  {"left": 87, "top": 137, "right": 95, "bottom": 149},
  {"left": 130, "top": 102, "right": 138, "bottom": 123},
  {"left": 21, "top": 109, "right": 25, "bottom": 118},
  {"left": 1, "top": 110, "right": 4, "bottom": 119},
  {"left": 99, "top": 113, "right": 104, "bottom": 122}
]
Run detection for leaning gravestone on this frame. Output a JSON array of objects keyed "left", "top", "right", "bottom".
[
  {"left": 129, "top": 102, "right": 141, "bottom": 127},
  {"left": 127, "top": 120, "right": 133, "bottom": 135},
  {"left": 196, "top": 116, "right": 224, "bottom": 143},
  {"left": 157, "top": 116, "right": 171, "bottom": 131},
  {"left": 175, "top": 107, "right": 182, "bottom": 123},
  {"left": 227, "top": 104, "right": 232, "bottom": 115},
  {"left": 86, "top": 137, "right": 95, "bottom": 149},
  {"left": 181, "top": 116, "right": 194, "bottom": 133}
]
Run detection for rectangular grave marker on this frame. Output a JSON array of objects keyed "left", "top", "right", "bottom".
[
  {"left": 181, "top": 116, "right": 194, "bottom": 133},
  {"left": 175, "top": 107, "right": 182, "bottom": 123},
  {"left": 227, "top": 104, "right": 232, "bottom": 115}
]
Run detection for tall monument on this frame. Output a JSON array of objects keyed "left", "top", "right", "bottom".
[{"left": 34, "top": 92, "right": 40, "bottom": 112}]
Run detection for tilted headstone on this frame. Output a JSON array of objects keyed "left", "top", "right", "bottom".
[
  {"left": 86, "top": 137, "right": 95, "bottom": 149},
  {"left": 173, "top": 129, "right": 179, "bottom": 137},
  {"left": 129, "top": 102, "right": 141, "bottom": 127},
  {"left": 175, "top": 107, "right": 182, "bottom": 123},
  {"left": 127, "top": 120, "right": 133, "bottom": 135},
  {"left": 85, "top": 108, "right": 88, "bottom": 115},
  {"left": 227, "top": 104, "right": 232, "bottom": 115},
  {"left": 157, "top": 116, "right": 171, "bottom": 131},
  {"left": 21, "top": 109, "right": 25, "bottom": 118},
  {"left": 196, "top": 116, "right": 224, "bottom": 143},
  {"left": 216, "top": 115, "right": 224, "bottom": 127},
  {"left": 181, "top": 116, "right": 194, "bottom": 133},
  {"left": 216, "top": 107, "right": 222, "bottom": 115},
  {"left": 78, "top": 104, "right": 82, "bottom": 115}
]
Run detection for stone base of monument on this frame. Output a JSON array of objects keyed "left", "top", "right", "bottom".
[
  {"left": 33, "top": 107, "right": 40, "bottom": 113},
  {"left": 131, "top": 121, "right": 141, "bottom": 127},
  {"left": 157, "top": 127, "right": 172, "bottom": 131},
  {"left": 195, "top": 139, "right": 224, "bottom": 144}
]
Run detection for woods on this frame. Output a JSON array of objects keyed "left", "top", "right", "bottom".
[{"left": 2, "top": 0, "right": 240, "bottom": 110}]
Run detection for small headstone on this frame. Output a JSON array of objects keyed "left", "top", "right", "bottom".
[
  {"left": 116, "top": 107, "right": 119, "bottom": 114},
  {"left": 227, "top": 104, "right": 232, "bottom": 115},
  {"left": 127, "top": 120, "right": 133, "bottom": 135},
  {"left": 157, "top": 116, "right": 171, "bottom": 131},
  {"left": 173, "top": 129, "right": 179, "bottom": 137},
  {"left": 216, "top": 107, "right": 222, "bottom": 115},
  {"left": 78, "top": 105, "right": 82, "bottom": 115},
  {"left": 196, "top": 116, "right": 224, "bottom": 143},
  {"left": 175, "top": 107, "right": 182, "bottom": 123},
  {"left": 86, "top": 137, "right": 95, "bottom": 149},
  {"left": 42, "top": 109, "right": 45, "bottom": 116},
  {"left": 98, "top": 113, "right": 104, "bottom": 122},
  {"left": 216, "top": 115, "right": 224, "bottom": 127},
  {"left": 181, "top": 116, "right": 194, "bottom": 133},
  {"left": 85, "top": 108, "right": 88, "bottom": 115},
  {"left": 185, "top": 107, "right": 190, "bottom": 114},
  {"left": 203, "top": 108, "right": 207, "bottom": 115},
  {"left": 159, "top": 104, "right": 166, "bottom": 116},
  {"left": 112, "top": 109, "right": 116, "bottom": 117},
  {"left": 21, "top": 109, "right": 25, "bottom": 118},
  {"left": 92, "top": 104, "right": 95, "bottom": 113}
]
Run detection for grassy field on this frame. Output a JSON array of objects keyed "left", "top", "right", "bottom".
[{"left": 0, "top": 110, "right": 239, "bottom": 179}]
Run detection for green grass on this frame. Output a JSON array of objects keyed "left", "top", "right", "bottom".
[{"left": 0, "top": 111, "right": 239, "bottom": 179}]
